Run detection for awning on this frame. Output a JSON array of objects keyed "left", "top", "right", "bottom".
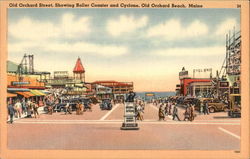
[
  {"left": 30, "top": 90, "right": 46, "bottom": 96},
  {"left": 16, "top": 92, "right": 35, "bottom": 98},
  {"left": 7, "top": 88, "right": 30, "bottom": 92},
  {"left": 30, "top": 90, "right": 41, "bottom": 96},
  {"left": 7, "top": 93, "right": 17, "bottom": 98}
]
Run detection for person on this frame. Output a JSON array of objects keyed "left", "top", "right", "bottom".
[
  {"left": 203, "top": 101, "right": 209, "bottom": 115},
  {"left": 47, "top": 100, "right": 53, "bottom": 115},
  {"left": 21, "top": 98, "right": 27, "bottom": 116},
  {"left": 125, "top": 91, "right": 136, "bottom": 102},
  {"left": 165, "top": 102, "right": 169, "bottom": 116},
  {"left": 199, "top": 101, "right": 203, "bottom": 114},
  {"left": 76, "top": 102, "right": 80, "bottom": 115},
  {"left": 32, "top": 101, "right": 39, "bottom": 118},
  {"left": 79, "top": 102, "right": 84, "bottom": 115},
  {"left": 189, "top": 104, "right": 195, "bottom": 121},
  {"left": 14, "top": 100, "right": 22, "bottom": 118},
  {"left": 158, "top": 104, "right": 165, "bottom": 121},
  {"left": 172, "top": 103, "right": 181, "bottom": 121},
  {"left": 65, "top": 102, "right": 72, "bottom": 115},
  {"left": 137, "top": 103, "right": 144, "bottom": 121},
  {"left": 26, "top": 99, "right": 33, "bottom": 118},
  {"left": 183, "top": 107, "right": 190, "bottom": 121},
  {"left": 7, "top": 102, "right": 15, "bottom": 124},
  {"left": 168, "top": 102, "right": 173, "bottom": 115}
]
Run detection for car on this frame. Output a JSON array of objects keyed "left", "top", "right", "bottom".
[
  {"left": 53, "top": 102, "right": 77, "bottom": 112},
  {"left": 100, "top": 99, "right": 112, "bottom": 110},
  {"left": 207, "top": 99, "right": 228, "bottom": 113},
  {"left": 183, "top": 97, "right": 199, "bottom": 105}
]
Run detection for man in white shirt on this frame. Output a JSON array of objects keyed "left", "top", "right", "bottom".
[{"left": 14, "top": 100, "right": 22, "bottom": 118}]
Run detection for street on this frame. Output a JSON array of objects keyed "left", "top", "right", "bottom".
[{"left": 8, "top": 103, "right": 240, "bottom": 150}]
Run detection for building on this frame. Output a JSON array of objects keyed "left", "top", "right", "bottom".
[
  {"left": 91, "top": 81, "right": 133, "bottom": 100},
  {"left": 73, "top": 57, "right": 85, "bottom": 82},
  {"left": 46, "top": 57, "right": 87, "bottom": 95},
  {"left": 187, "top": 81, "right": 212, "bottom": 97},
  {"left": 178, "top": 67, "right": 212, "bottom": 97},
  {"left": 226, "top": 30, "right": 241, "bottom": 94}
]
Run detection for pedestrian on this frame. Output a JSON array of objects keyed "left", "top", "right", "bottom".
[
  {"left": 7, "top": 101, "right": 15, "bottom": 124},
  {"left": 183, "top": 107, "right": 190, "bottom": 121},
  {"left": 199, "top": 101, "right": 203, "bottom": 114},
  {"left": 158, "top": 104, "right": 165, "bottom": 121},
  {"left": 203, "top": 101, "right": 209, "bottom": 115},
  {"left": 172, "top": 103, "right": 181, "bottom": 121},
  {"left": 165, "top": 102, "right": 169, "bottom": 116},
  {"left": 189, "top": 104, "right": 195, "bottom": 121},
  {"left": 65, "top": 102, "right": 72, "bottom": 115},
  {"left": 21, "top": 98, "right": 27, "bottom": 116},
  {"left": 14, "top": 100, "right": 22, "bottom": 118},
  {"left": 168, "top": 102, "right": 173, "bottom": 115},
  {"left": 79, "top": 103, "right": 84, "bottom": 115},
  {"left": 76, "top": 102, "right": 80, "bottom": 115},
  {"left": 26, "top": 99, "right": 32, "bottom": 118},
  {"left": 32, "top": 101, "right": 39, "bottom": 118},
  {"left": 137, "top": 103, "right": 144, "bottom": 121},
  {"left": 47, "top": 100, "right": 53, "bottom": 115}
]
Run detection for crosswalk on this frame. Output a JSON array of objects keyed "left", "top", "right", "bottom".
[{"left": 14, "top": 119, "right": 240, "bottom": 125}]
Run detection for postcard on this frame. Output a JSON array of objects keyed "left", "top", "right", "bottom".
[{"left": 0, "top": 0, "right": 249, "bottom": 159}]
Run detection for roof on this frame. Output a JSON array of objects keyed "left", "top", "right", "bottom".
[
  {"left": 73, "top": 57, "right": 85, "bottom": 73},
  {"left": 92, "top": 81, "right": 132, "bottom": 86}
]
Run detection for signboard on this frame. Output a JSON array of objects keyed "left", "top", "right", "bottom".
[
  {"left": 193, "top": 68, "right": 212, "bottom": 78},
  {"left": 145, "top": 93, "right": 155, "bottom": 96},
  {"left": 11, "top": 81, "right": 30, "bottom": 85},
  {"left": 219, "top": 81, "right": 229, "bottom": 88},
  {"left": 54, "top": 71, "right": 69, "bottom": 79},
  {"left": 121, "top": 102, "right": 139, "bottom": 130},
  {"left": 179, "top": 71, "right": 189, "bottom": 79}
]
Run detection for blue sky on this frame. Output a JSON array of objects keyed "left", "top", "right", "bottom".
[{"left": 8, "top": 8, "right": 240, "bottom": 91}]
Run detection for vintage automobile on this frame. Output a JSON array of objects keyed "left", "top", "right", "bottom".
[
  {"left": 195, "top": 98, "right": 227, "bottom": 113},
  {"left": 228, "top": 94, "right": 241, "bottom": 118},
  {"left": 100, "top": 99, "right": 112, "bottom": 110},
  {"left": 183, "top": 97, "right": 199, "bottom": 105},
  {"left": 207, "top": 100, "right": 228, "bottom": 113},
  {"left": 53, "top": 100, "right": 77, "bottom": 112}
]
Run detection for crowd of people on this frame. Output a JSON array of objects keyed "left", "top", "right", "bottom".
[{"left": 7, "top": 98, "right": 40, "bottom": 124}]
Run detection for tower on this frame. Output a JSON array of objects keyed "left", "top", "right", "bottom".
[{"left": 73, "top": 57, "right": 85, "bottom": 82}]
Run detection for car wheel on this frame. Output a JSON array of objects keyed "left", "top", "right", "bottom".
[
  {"left": 223, "top": 107, "right": 228, "bottom": 112},
  {"left": 209, "top": 107, "right": 215, "bottom": 113}
]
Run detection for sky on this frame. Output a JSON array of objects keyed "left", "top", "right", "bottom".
[{"left": 8, "top": 8, "right": 240, "bottom": 92}]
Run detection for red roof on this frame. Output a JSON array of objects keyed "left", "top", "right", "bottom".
[{"left": 73, "top": 57, "right": 85, "bottom": 73}]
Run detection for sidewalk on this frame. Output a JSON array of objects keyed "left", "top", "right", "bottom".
[{"left": 7, "top": 106, "right": 46, "bottom": 123}]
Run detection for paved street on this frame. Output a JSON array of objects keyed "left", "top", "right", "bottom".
[{"left": 8, "top": 103, "right": 240, "bottom": 150}]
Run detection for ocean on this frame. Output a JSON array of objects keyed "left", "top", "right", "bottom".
[{"left": 135, "top": 92, "right": 176, "bottom": 100}]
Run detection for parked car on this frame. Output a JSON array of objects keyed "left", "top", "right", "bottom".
[
  {"left": 100, "top": 99, "right": 112, "bottom": 110},
  {"left": 183, "top": 97, "right": 199, "bottom": 105},
  {"left": 53, "top": 102, "right": 77, "bottom": 112},
  {"left": 207, "top": 99, "right": 228, "bottom": 113}
]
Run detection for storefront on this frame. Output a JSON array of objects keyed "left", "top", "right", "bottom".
[{"left": 187, "top": 81, "right": 213, "bottom": 97}]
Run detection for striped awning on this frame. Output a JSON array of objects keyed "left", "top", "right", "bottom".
[
  {"left": 30, "top": 90, "right": 46, "bottom": 96},
  {"left": 16, "top": 92, "right": 35, "bottom": 98}
]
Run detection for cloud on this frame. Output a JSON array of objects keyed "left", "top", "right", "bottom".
[
  {"left": 106, "top": 15, "right": 148, "bottom": 37},
  {"left": 44, "top": 42, "right": 128, "bottom": 56},
  {"left": 146, "top": 19, "right": 208, "bottom": 41},
  {"left": 9, "top": 13, "right": 91, "bottom": 40},
  {"left": 215, "top": 18, "right": 237, "bottom": 36},
  {"left": 8, "top": 41, "right": 128, "bottom": 57},
  {"left": 153, "top": 46, "right": 225, "bottom": 56}
]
